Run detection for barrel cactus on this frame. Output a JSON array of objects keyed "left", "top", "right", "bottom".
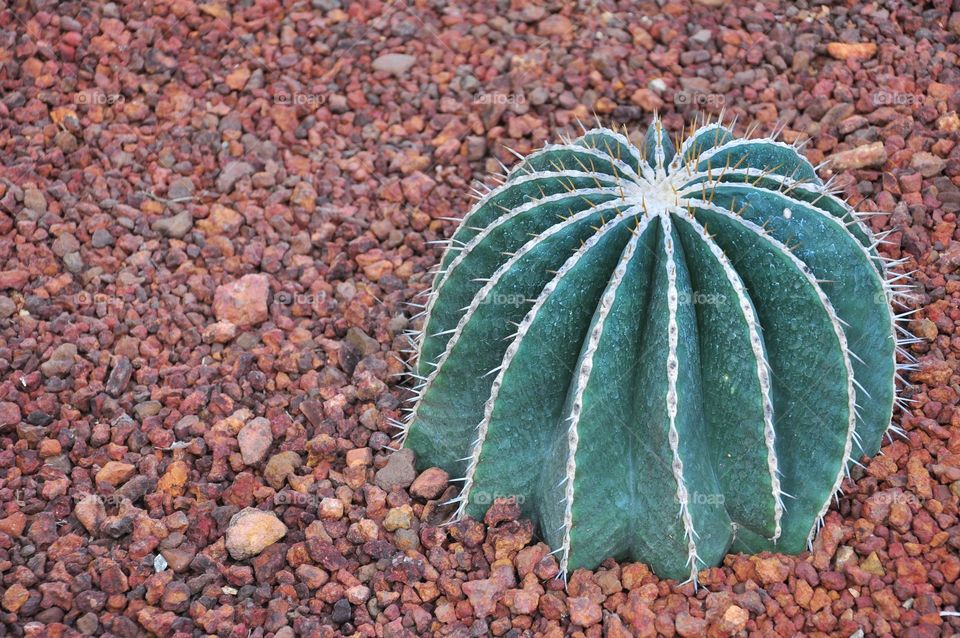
[{"left": 397, "top": 115, "right": 911, "bottom": 582}]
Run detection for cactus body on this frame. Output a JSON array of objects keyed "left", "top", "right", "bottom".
[{"left": 401, "top": 118, "right": 904, "bottom": 582}]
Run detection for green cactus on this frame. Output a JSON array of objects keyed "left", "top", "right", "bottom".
[{"left": 398, "top": 116, "right": 911, "bottom": 583}]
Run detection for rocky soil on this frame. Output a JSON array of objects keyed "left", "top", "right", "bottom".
[{"left": 2, "top": 0, "right": 960, "bottom": 636}]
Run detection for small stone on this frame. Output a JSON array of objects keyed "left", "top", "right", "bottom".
[
  {"left": 754, "top": 556, "right": 790, "bottom": 584},
  {"left": 76, "top": 612, "right": 99, "bottom": 634},
  {"left": 795, "top": 579, "right": 814, "bottom": 609},
  {"left": 0, "top": 270, "right": 29, "bottom": 289},
  {"left": 826, "top": 42, "right": 878, "bottom": 60},
  {"left": 264, "top": 451, "right": 302, "bottom": 490},
  {"left": 2, "top": 583, "right": 29, "bottom": 612},
  {"left": 400, "top": 171, "right": 436, "bottom": 205},
  {"left": 568, "top": 596, "right": 602, "bottom": 627},
  {"left": 0, "top": 512, "right": 26, "bottom": 536},
  {"left": 828, "top": 142, "right": 886, "bottom": 170},
  {"left": 152, "top": 210, "right": 193, "bottom": 238},
  {"left": 911, "top": 318, "right": 938, "bottom": 342},
  {"left": 168, "top": 178, "right": 195, "bottom": 200},
  {"left": 198, "top": 204, "right": 244, "bottom": 235},
  {"left": 861, "top": 552, "right": 885, "bottom": 576},
  {"left": 838, "top": 115, "right": 868, "bottom": 135},
  {"left": 834, "top": 545, "right": 856, "bottom": 570},
  {"left": 225, "top": 508, "right": 287, "bottom": 560},
  {"left": 226, "top": 66, "right": 251, "bottom": 90},
  {"left": 374, "top": 449, "right": 416, "bottom": 490},
  {"left": 161, "top": 581, "right": 190, "bottom": 612},
  {"left": 295, "top": 564, "right": 329, "bottom": 589},
  {"left": 713, "top": 604, "right": 749, "bottom": 635},
  {"left": 505, "top": 589, "right": 539, "bottom": 615},
  {"left": 675, "top": 612, "right": 708, "bottom": 637},
  {"left": 410, "top": 467, "right": 449, "bottom": 500},
  {"left": 63, "top": 253, "right": 84, "bottom": 273},
  {"left": 0, "top": 401, "right": 20, "bottom": 428},
  {"left": 372, "top": 53, "right": 416, "bottom": 75},
  {"left": 23, "top": 187, "right": 47, "bottom": 213},
  {"left": 345, "top": 327, "right": 379, "bottom": 356},
  {"left": 690, "top": 29, "right": 712, "bottom": 45},
  {"left": 105, "top": 356, "right": 133, "bottom": 396},
  {"left": 331, "top": 598, "right": 352, "bottom": 624},
  {"left": 55, "top": 130, "right": 78, "bottom": 152},
  {"left": 394, "top": 528, "right": 419, "bottom": 551},
  {"left": 74, "top": 494, "right": 106, "bottom": 533},
  {"left": 461, "top": 578, "right": 503, "bottom": 618},
  {"left": 383, "top": 505, "right": 413, "bottom": 531},
  {"left": 538, "top": 14, "right": 573, "bottom": 36},
  {"left": 346, "top": 585, "right": 371, "bottom": 605},
  {"left": 96, "top": 461, "right": 136, "bottom": 486},
  {"left": 345, "top": 448, "right": 372, "bottom": 468},
  {"left": 809, "top": 588, "right": 832, "bottom": 613},
  {"left": 631, "top": 88, "right": 665, "bottom": 111},
  {"left": 158, "top": 461, "right": 189, "bottom": 496},
  {"left": 0, "top": 296, "right": 15, "bottom": 318},
  {"left": 91, "top": 228, "right": 114, "bottom": 247},
  {"left": 202, "top": 320, "right": 238, "bottom": 344},
  {"left": 319, "top": 497, "right": 344, "bottom": 520},
  {"left": 300, "top": 400, "right": 325, "bottom": 427},
  {"left": 52, "top": 233, "right": 80, "bottom": 256},
  {"left": 134, "top": 401, "right": 163, "bottom": 419},
  {"left": 40, "top": 343, "right": 77, "bottom": 377},
  {"left": 238, "top": 417, "right": 273, "bottom": 465},
  {"left": 217, "top": 161, "right": 253, "bottom": 193},
  {"left": 213, "top": 274, "right": 271, "bottom": 328},
  {"left": 911, "top": 152, "right": 947, "bottom": 178}
]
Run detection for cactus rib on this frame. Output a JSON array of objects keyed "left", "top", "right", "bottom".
[{"left": 685, "top": 198, "right": 858, "bottom": 549}]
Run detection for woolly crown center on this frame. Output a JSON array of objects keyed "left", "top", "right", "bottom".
[{"left": 622, "top": 170, "right": 684, "bottom": 215}]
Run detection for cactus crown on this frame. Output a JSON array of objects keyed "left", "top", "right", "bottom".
[{"left": 398, "top": 115, "right": 911, "bottom": 583}]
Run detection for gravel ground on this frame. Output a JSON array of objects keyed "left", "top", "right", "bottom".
[{"left": 2, "top": 0, "right": 960, "bottom": 636}]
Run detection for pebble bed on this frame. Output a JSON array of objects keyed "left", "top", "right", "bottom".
[{"left": 1, "top": 1, "right": 960, "bottom": 637}]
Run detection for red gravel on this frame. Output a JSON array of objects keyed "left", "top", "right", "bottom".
[{"left": 1, "top": 1, "right": 959, "bottom": 637}]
